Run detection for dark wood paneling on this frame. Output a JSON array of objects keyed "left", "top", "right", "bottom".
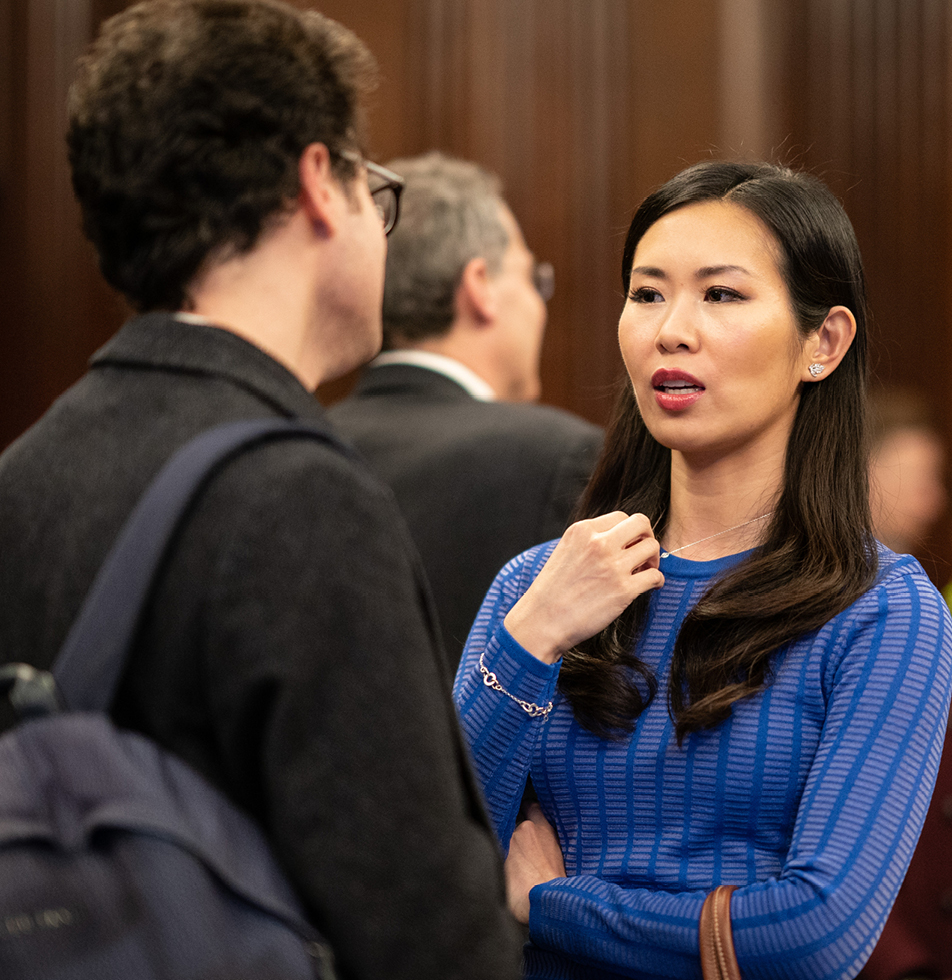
[
  {"left": 0, "top": 0, "right": 760, "bottom": 440},
  {"left": 787, "top": 0, "right": 952, "bottom": 387},
  {"left": 9, "top": 0, "right": 952, "bottom": 592},
  {"left": 0, "top": 0, "right": 129, "bottom": 449},
  {"left": 781, "top": 0, "right": 952, "bottom": 581},
  {"left": 321, "top": 0, "right": 724, "bottom": 423},
  {"left": 0, "top": 0, "right": 36, "bottom": 444}
]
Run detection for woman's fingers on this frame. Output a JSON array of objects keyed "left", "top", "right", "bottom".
[
  {"left": 524, "top": 803, "right": 566, "bottom": 876},
  {"left": 503, "top": 512, "right": 664, "bottom": 663},
  {"left": 505, "top": 804, "right": 566, "bottom": 924}
]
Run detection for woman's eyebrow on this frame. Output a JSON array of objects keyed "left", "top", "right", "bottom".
[
  {"left": 630, "top": 263, "right": 755, "bottom": 280},
  {"left": 696, "top": 264, "right": 752, "bottom": 278}
]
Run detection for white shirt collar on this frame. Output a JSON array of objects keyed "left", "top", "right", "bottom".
[
  {"left": 174, "top": 311, "right": 213, "bottom": 326},
  {"left": 370, "top": 350, "right": 497, "bottom": 402}
]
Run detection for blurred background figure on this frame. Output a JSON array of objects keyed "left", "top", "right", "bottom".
[
  {"left": 869, "top": 387, "right": 947, "bottom": 556},
  {"left": 861, "top": 386, "right": 952, "bottom": 980},
  {"left": 329, "top": 151, "right": 602, "bottom": 668}
]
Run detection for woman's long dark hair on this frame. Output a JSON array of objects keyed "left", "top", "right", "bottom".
[{"left": 561, "top": 161, "right": 878, "bottom": 743}]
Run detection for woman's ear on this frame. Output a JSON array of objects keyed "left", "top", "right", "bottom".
[{"left": 801, "top": 306, "right": 857, "bottom": 382}]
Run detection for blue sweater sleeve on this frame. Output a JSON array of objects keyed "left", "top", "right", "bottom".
[
  {"left": 455, "top": 550, "right": 952, "bottom": 980},
  {"left": 453, "top": 542, "right": 562, "bottom": 847}
]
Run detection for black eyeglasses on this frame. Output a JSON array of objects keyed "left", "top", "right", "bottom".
[
  {"left": 533, "top": 261, "right": 555, "bottom": 303},
  {"left": 341, "top": 150, "right": 404, "bottom": 235}
]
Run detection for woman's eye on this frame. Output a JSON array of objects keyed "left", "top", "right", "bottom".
[
  {"left": 706, "top": 286, "right": 741, "bottom": 302},
  {"left": 629, "top": 286, "right": 663, "bottom": 303}
]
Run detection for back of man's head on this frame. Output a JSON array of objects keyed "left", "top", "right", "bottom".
[
  {"left": 68, "top": 0, "right": 377, "bottom": 313},
  {"left": 381, "top": 152, "right": 510, "bottom": 348}
]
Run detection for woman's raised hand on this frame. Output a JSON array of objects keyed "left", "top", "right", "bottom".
[{"left": 503, "top": 512, "right": 663, "bottom": 664}]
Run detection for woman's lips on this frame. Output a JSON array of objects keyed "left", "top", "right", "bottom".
[{"left": 651, "top": 369, "right": 705, "bottom": 410}]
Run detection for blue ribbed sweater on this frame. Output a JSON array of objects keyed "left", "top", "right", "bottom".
[{"left": 454, "top": 544, "right": 952, "bottom": 980}]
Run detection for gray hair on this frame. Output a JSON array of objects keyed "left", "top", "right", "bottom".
[{"left": 382, "top": 151, "right": 510, "bottom": 345}]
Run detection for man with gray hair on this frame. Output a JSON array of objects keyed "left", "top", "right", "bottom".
[{"left": 329, "top": 152, "right": 602, "bottom": 668}]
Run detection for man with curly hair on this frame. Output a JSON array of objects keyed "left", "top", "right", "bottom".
[{"left": 0, "top": 3, "right": 521, "bottom": 978}]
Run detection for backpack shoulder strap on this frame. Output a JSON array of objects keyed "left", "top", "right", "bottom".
[{"left": 53, "top": 418, "right": 348, "bottom": 713}]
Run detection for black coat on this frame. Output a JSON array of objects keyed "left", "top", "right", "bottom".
[
  {"left": 328, "top": 363, "right": 603, "bottom": 668},
  {"left": 0, "top": 314, "right": 521, "bottom": 980}
]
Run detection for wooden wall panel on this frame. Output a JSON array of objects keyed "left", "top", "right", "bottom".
[
  {"left": 0, "top": 0, "right": 129, "bottom": 449},
  {"left": 781, "top": 0, "right": 952, "bottom": 580},
  {"left": 0, "top": 0, "right": 775, "bottom": 443},
  {"left": 786, "top": 0, "right": 952, "bottom": 386},
  {"left": 0, "top": 0, "right": 27, "bottom": 442},
  {"left": 9, "top": 0, "right": 949, "bottom": 519},
  {"left": 319, "top": 0, "right": 727, "bottom": 422}
]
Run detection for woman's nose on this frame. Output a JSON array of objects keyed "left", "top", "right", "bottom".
[{"left": 655, "top": 298, "right": 699, "bottom": 353}]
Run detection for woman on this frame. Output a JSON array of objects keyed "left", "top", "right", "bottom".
[{"left": 453, "top": 161, "right": 952, "bottom": 980}]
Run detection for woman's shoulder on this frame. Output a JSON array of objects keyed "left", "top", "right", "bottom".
[
  {"left": 871, "top": 541, "right": 942, "bottom": 596},
  {"left": 478, "top": 538, "right": 561, "bottom": 615},
  {"left": 496, "top": 538, "right": 560, "bottom": 583},
  {"left": 833, "top": 542, "right": 951, "bottom": 646},
  {"left": 800, "top": 544, "right": 952, "bottom": 701}
]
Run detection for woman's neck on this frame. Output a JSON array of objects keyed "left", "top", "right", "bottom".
[{"left": 662, "top": 449, "right": 783, "bottom": 560}]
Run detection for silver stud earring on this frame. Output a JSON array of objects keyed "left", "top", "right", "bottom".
[{"left": 808, "top": 363, "right": 824, "bottom": 378}]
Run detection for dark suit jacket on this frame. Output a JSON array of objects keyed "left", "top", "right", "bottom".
[
  {"left": 328, "top": 363, "right": 603, "bottom": 668},
  {"left": 0, "top": 315, "right": 520, "bottom": 980}
]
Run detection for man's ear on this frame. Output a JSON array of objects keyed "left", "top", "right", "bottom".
[
  {"left": 456, "top": 257, "right": 496, "bottom": 325},
  {"left": 801, "top": 305, "right": 857, "bottom": 382},
  {"left": 297, "top": 142, "right": 340, "bottom": 236}
]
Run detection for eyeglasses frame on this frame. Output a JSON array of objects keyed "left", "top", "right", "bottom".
[{"left": 339, "top": 149, "right": 404, "bottom": 236}]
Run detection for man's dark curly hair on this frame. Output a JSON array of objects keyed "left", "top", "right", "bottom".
[{"left": 67, "top": 0, "right": 378, "bottom": 312}]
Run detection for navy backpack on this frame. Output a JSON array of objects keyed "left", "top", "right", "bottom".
[{"left": 0, "top": 419, "right": 345, "bottom": 979}]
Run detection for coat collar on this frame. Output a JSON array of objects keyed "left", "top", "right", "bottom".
[
  {"left": 90, "top": 312, "right": 326, "bottom": 420},
  {"left": 351, "top": 361, "right": 482, "bottom": 403},
  {"left": 369, "top": 351, "right": 496, "bottom": 401}
]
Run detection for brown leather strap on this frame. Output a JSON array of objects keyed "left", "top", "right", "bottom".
[{"left": 699, "top": 885, "right": 741, "bottom": 980}]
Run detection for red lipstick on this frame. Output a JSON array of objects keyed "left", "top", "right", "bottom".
[{"left": 651, "top": 368, "right": 705, "bottom": 411}]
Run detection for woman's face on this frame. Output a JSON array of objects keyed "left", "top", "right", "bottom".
[{"left": 618, "top": 199, "right": 811, "bottom": 469}]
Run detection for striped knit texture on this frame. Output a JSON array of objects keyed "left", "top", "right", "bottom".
[{"left": 454, "top": 544, "right": 952, "bottom": 980}]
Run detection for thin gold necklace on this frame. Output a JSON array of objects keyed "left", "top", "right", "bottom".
[{"left": 660, "top": 512, "right": 772, "bottom": 559}]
